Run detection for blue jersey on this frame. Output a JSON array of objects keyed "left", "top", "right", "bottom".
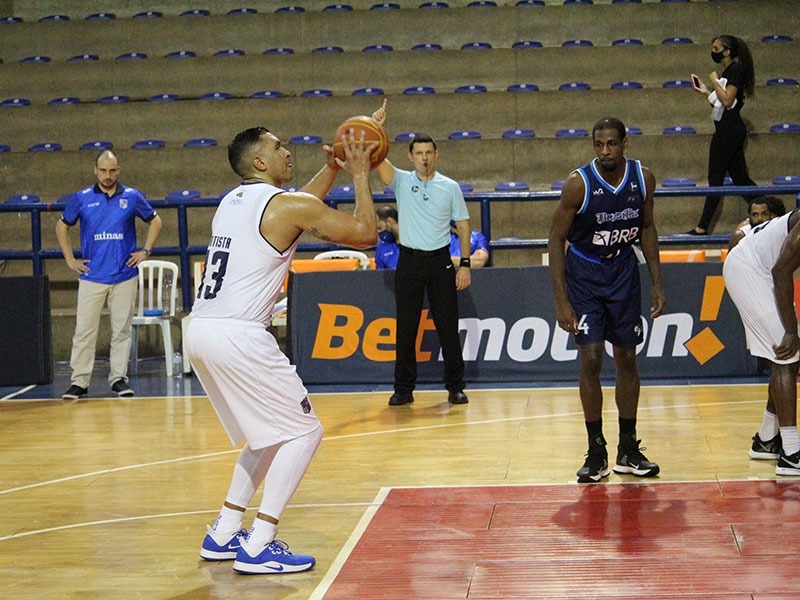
[
  {"left": 61, "top": 183, "right": 157, "bottom": 284},
  {"left": 449, "top": 230, "right": 489, "bottom": 257},
  {"left": 375, "top": 239, "right": 399, "bottom": 269},
  {"left": 567, "top": 158, "right": 646, "bottom": 260}
]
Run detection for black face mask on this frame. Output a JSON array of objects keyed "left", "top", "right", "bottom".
[{"left": 711, "top": 50, "right": 726, "bottom": 63}]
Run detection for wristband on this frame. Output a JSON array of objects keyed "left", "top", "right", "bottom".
[
  {"left": 459, "top": 257, "right": 471, "bottom": 268},
  {"left": 142, "top": 248, "right": 151, "bottom": 256}
]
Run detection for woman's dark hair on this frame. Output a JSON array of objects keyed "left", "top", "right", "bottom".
[{"left": 714, "top": 35, "right": 755, "bottom": 98}]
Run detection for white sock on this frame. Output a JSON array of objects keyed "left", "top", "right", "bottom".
[
  {"left": 211, "top": 505, "right": 244, "bottom": 534},
  {"left": 247, "top": 518, "right": 278, "bottom": 548},
  {"left": 780, "top": 426, "right": 800, "bottom": 456},
  {"left": 759, "top": 411, "right": 779, "bottom": 441}
]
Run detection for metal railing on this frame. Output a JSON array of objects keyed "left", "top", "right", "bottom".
[{"left": 2, "top": 185, "right": 798, "bottom": 311}]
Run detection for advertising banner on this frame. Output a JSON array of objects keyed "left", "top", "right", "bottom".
[{"left": 288, "top": 264, "right": 755, "bottom": 385}]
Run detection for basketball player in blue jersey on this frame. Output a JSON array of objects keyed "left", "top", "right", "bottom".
[{"left": 548, "top": 117, "right": 666, "bottom": 483}]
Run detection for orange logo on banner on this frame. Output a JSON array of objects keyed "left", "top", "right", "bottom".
[{"left": 684, "top": 275, "right": 726, "bottom": 364}]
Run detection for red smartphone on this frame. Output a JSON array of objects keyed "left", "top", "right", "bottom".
[{"left": 691, "top": 73, "right": 702, "bottom": 90}]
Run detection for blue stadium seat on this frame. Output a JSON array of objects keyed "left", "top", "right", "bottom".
[
  {"left": 767, "top": 77, "right": 798, "bottom": 86},
  {"left": 516, "top": 0, "right": 545, "bottom": 4},
  {"left": 612, "top": 38, "right": 643, "bottom": 46},
  {"left": 762, "top": 34, "right": 792, "bottom": 43},
  {"left": 663, "top": 125, "right": 696, "bottom": 135},
  {"left": 165, "top": 50, "right": 196, "bottom": 59},
  {"left": 562, "top": 40, "right": 593, "bottom": 48},
  {"left": 459, "top": 182, "right": 474, "bottom": 192},
  {"left": 5, "top": 193, "right": 40, "bottom": 203},
  {"left": 372, "top": 2, "right": 401, "bottom": 8},
  {"left": 289, "top": 135, "right": 322, "bottom": 144},
  {"left": 149, "top": 94, "right": 179, "bottom": 102},
  {"left": 228, "top": 8, "right": 257, "bottom": 14},
  {"left": 495, "top": 181, "right": 529, "bottom": 191},
  {"left": 556, "top": 128, "right": 588, "bottom": 138},
  {"left": 403, "top": 86, "right": 435, "bottom": 94},
  {"left": 324, "top": 4, "right": 353, "bottom": 10},
  {"left": 131, "top": 139, "right": 165, "bottom": 149},
  {"left": 166, "top": 189, "right": 201, "bottom": 202},
  {"left": 68, "top": 54, "right": 99, "bottom": 62},
  {"left": 215, "top": 49, "right": 245, "bottom": 57},
  {"left": 411, "top": 43, "right": 442, "bottom": 51},
  {"left": 39, "top": 15, "right": 69, "bottom": 22},
  {"left": 181, "top": 9, "right": 210, "bottom": 16},
  {"left": 28, "top": 142, "right": 61, "bottom": 152},
  {"left": 502, "top": 128, "right": 535, "bottom": 139},
  {"left": 395, "top": 132, "right": 419, "bottom": 142},
  {"left": 117, "top": 52, "right": 147, "bottom": 60},
  {"left": 468, "top": 1, "right": 497, "bottom": 6},
  {"left": 507, "top": 83, "right": 539, "bottom": 92},
  {"left": 133, "top": 11, "right": 162, "bottom": 18},
  {"left": 449, "top": 130, "right": 481, "bottom": 140},
  {"left": 80, "top": 141, "right": 113, "bottom": 151},
  {"left": 264, "top": 47, "right": 294, "bottom": 55},
  {"left": 362, "top": 44, "right": 393, "bottom": 52},
  {"left": 663, "top": 79, "right": 693, "bottom": 88},
  {"left": 184, "top": 138, "right": 218, "bottom": 147},
  {"left": 48, "top": 97, "right": 80, "bottom": 105},
  {"left": 551, "top": 180, "right": 565, "bottom": 190},
  {"left": 461, "top": 42, "right": 492, "bottom": 50},
  {"left": 770, "top": 123, "right": 800, "bottom": 133},
  {"left": 611, "top": 81, "right": 643, "bottom": 90},
  {"left": 98, "top": 94, "right": 131, "bottom": 104},
  {"left": 612, "top": 0, "right": 641, "bottom": 3},
  {"left": 559, "top": 82, "right": 591, "bottom": 91},
  {"left": 0, "top": 16, "right": 22, "bottom": 22},
  {"left": 20, "top": 55, "right": 50, "bottom": 63},
  {"left": 660, "top": 0, "right": 689, "bottom": 2},
  {"left": 301, "top": 89, "right": 333, "bottom": 98},
  {"left": 512, "top": 40, "right": 543, "bottom": 49},
  {"left": 455, "top": 84, "right": 487, "bottom": 93},
  {"left": 352, "top": 87, "right": 384, "bottom": 96},
  {"left": 661, "top": 177, "right": 697, "bottom": 187},
  {"left": 0, "top": 144, "right": 10, "bottom": 152},
  {"left": 564, "top": 0, "right": 592, "bottom": 4},
  {"left": 773, "top": 175, "right": 800, "bottom": 185},
  {"left": 250, "top": 90, "right": 282, "bottom": 99},
  {"left": 626, "top": 126, "right": 643, "bottom": 136},
  {"left": 419, "top": 1, "right": 449, "bottom": 7},
  {"left": 329, "top": 185, "right": 355, "bottom": 196},
  {"left": 86, "top": 12, "right": 115, "bottom": 19},
  {"left": 275, "top": 6, "right": 304, "bottom": 12},
  {"left": 200, "top": 92, "right": 231, "bottom": 100},
  {"left": 1, "top": 98, "right": 30, "bottom": 107},
  {"left": 662, "top": 37, "right": 692, "bottom": 44},
  {"left": 313, "top": 46, "right": 343, "bottom": 54}
]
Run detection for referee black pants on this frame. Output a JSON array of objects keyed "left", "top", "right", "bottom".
[{"left": 394, "top": 245, "right": 465, "bottom": 394}]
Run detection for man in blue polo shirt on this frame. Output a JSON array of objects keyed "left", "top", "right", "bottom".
[{"left": 56, "top": 150, "right": 162, "bottom": 399}]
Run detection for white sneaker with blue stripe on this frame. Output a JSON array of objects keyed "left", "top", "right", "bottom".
[{"left": 233, "top": 539, "right": 316, "bottom": 574}]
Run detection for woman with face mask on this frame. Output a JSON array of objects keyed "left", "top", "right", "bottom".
[{"left": 686, "top": 35, "right": 757, "bottom": 235}]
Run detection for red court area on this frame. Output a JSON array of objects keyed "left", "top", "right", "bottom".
[{"left": 323, "top": 481, "right": 800, "bottom": 599}]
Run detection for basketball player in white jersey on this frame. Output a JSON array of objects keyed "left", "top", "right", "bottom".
[
  {"left": 187, "top": 127, "right": 378, "bottom": 573},
  {"left": 724, "top": 209, "right": 800, "bottom": 476}
]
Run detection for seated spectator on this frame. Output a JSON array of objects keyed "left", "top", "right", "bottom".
[
  {"left": 728, "top": 196, "right": 786, "bottom": 250},
  {"left": 449, "top": 220, "right": 490, "bottom": 267},
  {"left": 375, "top": 205, "right": 399, "bottom": 269}
]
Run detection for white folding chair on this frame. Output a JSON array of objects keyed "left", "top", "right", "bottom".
[
  {"left": 130, "top": 260, "right": 179, "bottom": 375},
  {"left": 313, "top": 250, "right": 371, "bottom": 270}
]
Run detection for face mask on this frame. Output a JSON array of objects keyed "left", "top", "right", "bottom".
[
  {"left": 710, "top": 50, "right": 725, "bottom": 63},
  {"left": 378, "top": 230, "right": 395, "bottom": 243}
]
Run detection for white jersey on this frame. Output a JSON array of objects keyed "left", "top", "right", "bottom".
[
  {"left": 729, "top": 210, "right": 795, "bottom": 275},
  {"left": 191, "top": 182, "right": 296, "bottom": 325}
]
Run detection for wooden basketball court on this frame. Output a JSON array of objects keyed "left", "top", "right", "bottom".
[{"left": 1, "top": 377, "right": 797, "bottom": 599}]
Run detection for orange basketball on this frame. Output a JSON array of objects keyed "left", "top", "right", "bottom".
[{"left": 332, "top": 116, "right": 389, "bottom": 169}]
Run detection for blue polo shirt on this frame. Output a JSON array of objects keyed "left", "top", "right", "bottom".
[
  {"left": 61, "top": 183, "right": 157, "bottom": 284},
  {"left": 375, "top": 239, "right": 399, "bottom": 269},
  {"left": 449, "top": 230, "right": 490, "bottom": 258}
]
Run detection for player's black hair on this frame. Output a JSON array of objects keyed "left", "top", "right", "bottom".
[
  {"left": 592, "top": 117, "right": 627, "bottom": 142},
  {"left": 228, "top": 127, "right": 270, "bottom": 177}
]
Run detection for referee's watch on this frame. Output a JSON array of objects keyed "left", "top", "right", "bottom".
[{"left": 459, "top": 257, "right": 471, "bottom": 268}]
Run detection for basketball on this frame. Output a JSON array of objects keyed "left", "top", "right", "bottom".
[{"left": 331, "top": 116, "right": 389, "bottom": 169}]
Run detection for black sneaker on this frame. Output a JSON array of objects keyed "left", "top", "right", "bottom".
[
  {"left": 577, "top": 449, "right": 610, "bottom": 483},
  {"left": 776, "top": 449, "right": 800, "bottom": 476},
  {"left": 388, "top": 392, "right": 414, "bottom": 406},
  {"left": 448, "top": 390, "right": 469, "bottom": 405},
  {"left": 62, "top": 384, "right": 88, "bottom": 399},
  {"left": 613, "top": 440, "right": 660, "bottom": 477},
  {"left": 749, "top": 432, "right": 782, "bottom": 460},
  {"left": 111, "top": 379, "right": 134, "bottom": 397}
]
